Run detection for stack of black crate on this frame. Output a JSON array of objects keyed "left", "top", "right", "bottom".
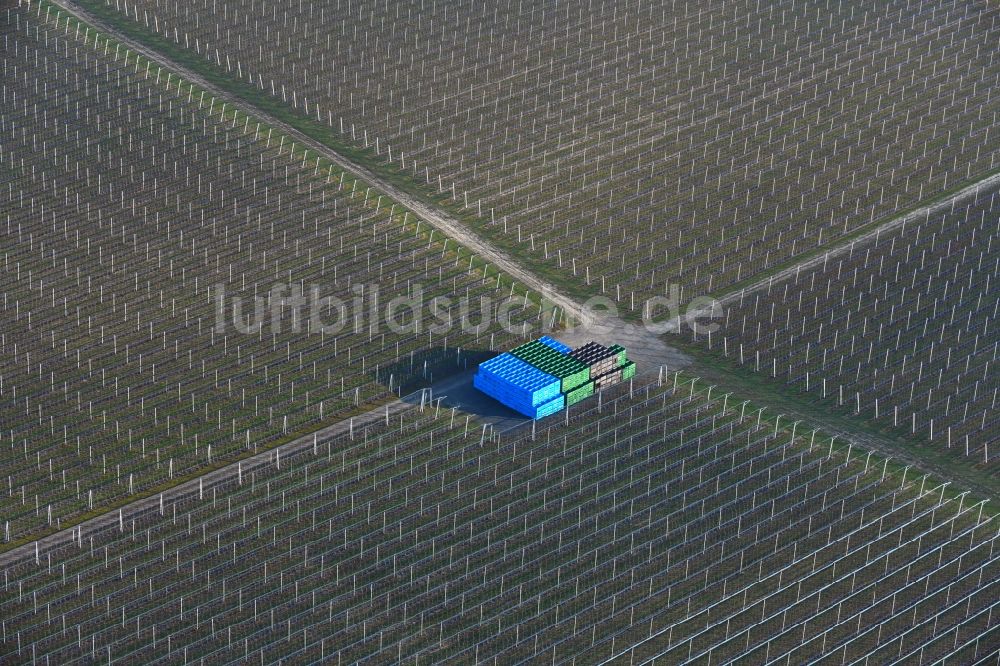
[{"left": 570, "top": 342, "right": 621, "bottom": 389}]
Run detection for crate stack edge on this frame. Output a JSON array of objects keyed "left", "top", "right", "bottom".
[{"left": 474, "top": 338, "right": 634, "bottom": 419}]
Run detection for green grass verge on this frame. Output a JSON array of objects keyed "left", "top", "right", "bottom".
[
  {"left": 664, "top": 364, "right": 1000, "bottom": 517},
  {"left": 649, "top": 367, "right": 995, "bottom": 521},
  {"left": 705, "top": 165, "right": 1000, "bottom": 303},
  {"left": 668, "top": 334, "right": 1000, "bottom": 503},
  {"left": 0, "top": 392, "right": 400, "bottom": 554}
]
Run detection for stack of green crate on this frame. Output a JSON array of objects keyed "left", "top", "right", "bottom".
[
  {"left": 565, "top": 381, "right": 594, "bottom": 406},
  {"left": 590, "top": 343, "right": 635, "bottom": 389},
  {"left": 509, "top": 340, "right": 590, "bottom": 393},
  {"left": 475, "top": 338, "right": 637, "bottom": 418}
]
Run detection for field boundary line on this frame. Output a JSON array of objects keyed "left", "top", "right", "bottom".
[
  {"left": 672, "top": 169, "right": 1000, "bottom": 330},
  {"left": 0, "top": 386, "right": 439, "bottom": 568}
]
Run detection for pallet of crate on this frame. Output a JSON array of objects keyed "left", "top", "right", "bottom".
[
  {"left": 473, "top": 352, "right": 565, "bottom": 419},
  {"left": 474, "top": 337, "right": 634, "bottom": 419},
  {"left": 570, "top": 342, "right": 635, "bottom": 392}
]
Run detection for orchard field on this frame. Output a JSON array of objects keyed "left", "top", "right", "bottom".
[
  {"left": 692, "top": 183, "right": 999, "bottom": 464},
  {"left": 0, "top": 3, "right": 536, "bottom": 543},
  {"left": 0, "top": 0, "right": 997, "bottom": 663},
  {"left": 3, "top": 375, "right": 996, "bottom": 663},
  {"left": 89, "top": 0, "right": 1000, "bottom": 311}
]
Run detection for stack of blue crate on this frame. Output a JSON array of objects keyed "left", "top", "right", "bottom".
[
  {"left": 538, "top": 335, "right": 572, "bottom": 354},
  {"left": 473, "top": 352, "right": 565, "bottom": 419}
]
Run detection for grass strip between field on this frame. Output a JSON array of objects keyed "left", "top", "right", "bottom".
[
  {"left": 668, "top": 335, "right": 1000, "bottom": 504},
  {"left": 702, "top": 165, "right": 1000, "bottom": 304},
  {"left": 0, "top": 394, "right": 400, "bottom": 554},
  {"left": 669, "top": 364, "right": 997, "bottom": 519}
]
